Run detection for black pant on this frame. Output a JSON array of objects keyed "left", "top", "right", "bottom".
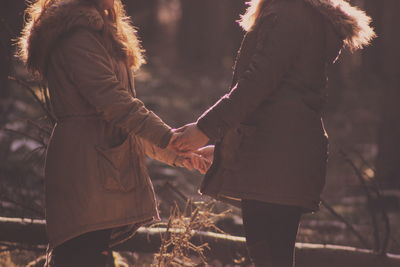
[
  {"left": 242, "top": 199, "right": 302, "bottom": 267},
  {"left": 46, "top": 229, "right": 114, "bottom": 267}
]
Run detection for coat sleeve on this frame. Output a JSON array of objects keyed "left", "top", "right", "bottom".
[
  {"left": 59, "top": 29, "right": 172, "bottom": 148},
  {"left": 196, "top": 4, "right": 305, "bottom": 141}
]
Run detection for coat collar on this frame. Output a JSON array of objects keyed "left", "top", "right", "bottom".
[
  {"left": 304, "top": 0, "right": 376, "bottom": 51},
  {"left": 25, "top": 0, "right": 104, "bottom": 76}
]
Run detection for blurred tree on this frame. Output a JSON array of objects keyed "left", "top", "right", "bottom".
[
  {"left": 124, "top": 0, "right": 158, "bottom": 51},
  {"left": 150, "top": 0, "right": 181, "bottom": 67},
  {"left": 0, "top": 0, "right": 25, "bottom": 100},
  {"left": 178, "top": 0, "right": 245, "bottom": 71},
  {"left": 365, "top": 0, "right": 400, "bottom": 189}
]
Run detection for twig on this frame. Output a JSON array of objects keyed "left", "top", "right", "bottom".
[
  {"left": 164, "top": 181, "right": 189, "bottom": 202},
  {"left": 26, "top": 119, "right": 52, "bottom": 136},
  {"left": 340, "top": 149, "right": 381, "bottom": 252},
  {"left": 8, "top": 76, "right": 57, "bottom": 124},
  {"left": 0, "top": 247, "right": 17, "bottom": 253},
  {"left": 2, "top": 216, "right": 400, "bottom": 266},
  {"left": 0, "top": 194, "right": 44, "bottom": 217},
  {"left": 1, "top": 128, "right": 46, "bottom": 147},
  {"left": 153, "top": 201, "right": 227, "bottom": 266},
  {"left": 341, "top": 149, "right": 392, "bottom": 255},
  {"left": 0, "top": 241, "right": 45, "bottom": 252},
  {"left": 321, "top": 199, "right": 370, "bottom": 248},
  {"left": 351, "top": 149, "right": 377, "bottom": 174},
  {"left": 359, "top": 168, "right": 391, "bottom": 254}
]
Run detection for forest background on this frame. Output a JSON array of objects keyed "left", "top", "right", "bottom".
[{"left": 0, "top": 0, "right": 399, "bottom": 266}]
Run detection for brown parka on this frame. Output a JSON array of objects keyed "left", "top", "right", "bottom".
[
  {"left": 197, "top": 0, "right": 376, "bottom": 212},
  {"left": 22, "top": 0, "right": 181, "bottom": 250}
]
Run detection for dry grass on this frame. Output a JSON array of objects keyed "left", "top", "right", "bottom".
[{"left": 152, "top": 201, "right": 231, "bottom": 266}]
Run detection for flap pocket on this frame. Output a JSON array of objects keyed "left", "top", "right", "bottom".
[{"left": 95, "top": 135, "right": 141, "bottom": 192}]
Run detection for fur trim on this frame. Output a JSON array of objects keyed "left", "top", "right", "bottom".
[
  {"left": 304, "top": 0, "right": 376, "bottom": 51},
  {"left": 19, "top": 0, "right": 104, "bottom": 77},
  {"left": 18, "top": 0, "right": 145, "bottom": 79}
]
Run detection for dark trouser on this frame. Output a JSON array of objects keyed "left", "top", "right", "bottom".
[
  {"left": 242, "top": 199, "right": 302, "bottom": 267},
  {"left": 45, "top": 228, "right": 114, "bottom": 267}
]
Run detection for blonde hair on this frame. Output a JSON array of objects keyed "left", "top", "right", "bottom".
[
  {"left": 239, "top": 0, "right": 267, "bottom": 32},
  {"left": 17, "top": 0, "right": 145, "bottom": 78}
]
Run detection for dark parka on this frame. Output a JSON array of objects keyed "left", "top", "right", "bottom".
[
  {"left": 23, "top": 0, "right": 182, "bottom": 250},
  {"left": 197, "top": 0, "right": 375, "bottom": 212}
]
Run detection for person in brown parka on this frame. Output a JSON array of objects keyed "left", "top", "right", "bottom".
[
  {"left": 172, "top": 0, "right": 376, "bottom": 266},
  {"left": 16, "top": 0, "right": 209, "bottom": 266}
]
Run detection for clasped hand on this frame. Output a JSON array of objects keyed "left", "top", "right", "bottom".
[{"left": 168, "top": 123, "right": 214, "bottom": 174}]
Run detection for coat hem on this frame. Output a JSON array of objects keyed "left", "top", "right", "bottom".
[
  {"left": 204, "top": 189, "right": 320, "bottom": 213},
  {"left": 47, "top": 212, "right": 160, "bottom": 250}
]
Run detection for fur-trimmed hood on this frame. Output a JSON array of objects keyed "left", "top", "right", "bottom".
[
  {"left": 18, "top": 0, "right": 104, "bottom": 77},
  {"left": 304, "top": 0, "right": 376, "bottom": 51},
  {"left": 17, "top": 0, "right": 144, "bottom": 78}
]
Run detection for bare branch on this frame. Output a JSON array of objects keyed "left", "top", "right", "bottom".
[
  {"left": 1, "top": 217, "right": 400, "bottom": 266},
  {"left": 340, "top": 149, "right": 382, "bottom": 253},
  {"left": 8, "top": 76, "right": 57, "bottom": 124},
  {"left": 321, "top": 199, "right": 370, "bottom": 248},
  {"left": 1, "top": 128, "right": 46, "bottom": 147}
]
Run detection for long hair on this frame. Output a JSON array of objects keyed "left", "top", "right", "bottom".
[
  {"left": 239, "top": 0, "right": 267, "bottom": 32},
  {"left": 16, "top": 0, "right": 145, "bottom": 78}
]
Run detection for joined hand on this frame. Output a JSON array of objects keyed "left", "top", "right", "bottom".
[
  {"left": 173, "top": 152, "right": 212, "bottom": 174},
  {"left": 167, "top": 123, "right": 213, "bottom": 174},
  {"left": 170, "top": 123, "right": 209, "bottom": 153}
]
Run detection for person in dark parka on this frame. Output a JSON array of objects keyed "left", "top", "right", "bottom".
[
  {"left": 172, "top": 0, "right": 376, "bottom": 266},
  {"left": 16, "top": 0, "right": 209, "bottom": 266}
]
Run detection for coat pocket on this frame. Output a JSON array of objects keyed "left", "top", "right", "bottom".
[
  {"left": 95, "top": 135, "right": 141, "bottom": 192},
  {"left": 221, "top": 123, "right": 258, "bottom": 170}
]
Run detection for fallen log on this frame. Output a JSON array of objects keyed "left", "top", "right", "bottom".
[
  {"left": 0, "top": 217, "right": 47, "bottom": 245},
  {"left": 1, "top": 217, "right": 399, "bottom": 267}
]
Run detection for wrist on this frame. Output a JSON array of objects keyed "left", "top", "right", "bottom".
[{"left": 159, "top": 129, "right": 173, "bottom": 149}]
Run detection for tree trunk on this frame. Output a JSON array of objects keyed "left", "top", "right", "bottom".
[
  {"left": 178, "top": 0, "right": 245, "bottom": 71},
  {"left": 367, "top": 0, "right": 400, "bottom": 189},
  {"left": 0, "top": 0, "right": 26, "bottom": 99},
  {"left": 124, "top": 0, "right": 158, "bottom": 45}
]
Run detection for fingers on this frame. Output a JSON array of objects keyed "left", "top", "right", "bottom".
[
  {"left": 191, "top": 154, "right": 202, "bottom": 170},
  {"left": 194, "top": 145, "right": 214, "bottom": 156},
  {"left": 170, "top": 123, "right": 209, "bottom": 154},
  {"left": 194, "top": 145, "right": 215, "bottom": 162},
  {"left": 190, "top": 154, "right": 211, "bottom": 174},
  {"left": 170, "top": 126, "right": 191, "bottom": 152},
  {"left": 176, "top": 136, "right": 203, "bottom": 153},
  {"left": 199, "top": 158, "right": 212, "bottom": 174},
  {"left": 182, "top": 158, "right": 194, "bottom": 171},
  {"left": 171, "top": 134, "right": 194, "bottom": 154},
  {"left": 174, "top": 153, "right": 212, "bottom": 174},
  {"left": 175, "top": 156, "right": 194, "bottom": 170},
  {"left": 174, "top": 139, "right": 191, "bottom": 153},
  {"left": 168, "top": 131, "right": 187, "bottom": 153}
]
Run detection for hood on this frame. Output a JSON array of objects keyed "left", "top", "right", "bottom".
[
  {"left": 304, "top": 0, "right": 376, "bottom": 51},
  {"left": 18, "top": 0, "right": 105, "bottom": 77}
]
